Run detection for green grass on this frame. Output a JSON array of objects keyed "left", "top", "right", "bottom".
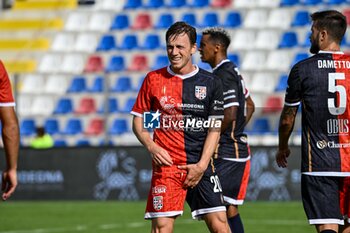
[{"left": 0, "top": 201, "right": 314, "bottom": 233}]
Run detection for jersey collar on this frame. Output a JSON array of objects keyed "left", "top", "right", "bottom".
[
  {"left": 167, "top": 65, "right": 199, "bottom": 79},
  {"left": 212, "top": 59, "right": 230, "bottom": 72},
  {"left": 319, "top": 50, "right": 344, "bottom": 54}
]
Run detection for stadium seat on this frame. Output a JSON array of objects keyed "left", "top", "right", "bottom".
[
  {"left": 291, "top": 10, "right": 310, "bottom": 27},
  {"left": 300, "top": 0, "right": 322, "bottom": 5},
  {"left": 85, "top": 118, "right": 104, "bottom": 135},
  {"left": 65, "top": 12, "right": 89, "bottom": 31},
  {"left": 227, "top": 54, "right": 240, "bottom": 67},
  {"left": 96, "top": 35, "right": 117, "bottom": 51},
  {"left": 54, "top": 139, "right": 67, "bottom": 147},
  {"left": 75, "top": 139, "right": 91, "bottom": 147},
  {"left": 211, "top": 0, "right": 232, "bottom": 7},
  {"left": 108, "top": 118, "right": 128, "bottom": 135},
  {"left": 75, "top": 97, "right": 97, "bottom": 114},
  {"left": 280, "top": 0, "right": 299, "bottom": 5},
  {"left": 20, "top": 119, "right": 36, "bottom": 136},
  {"left": 119, "top": 34, "right": 139, "bottom": 50},
  {"left": 250, "top": 72, "right": 277, "bottom": 93},
  {"left": 38, "top": 54, "right": 62, "bottom": 73},
  {"left": 198, "top": 12, "right": 219, "bottom": 28},
  {"left": 110, "top": 14, "right": 129, "bottom": 30},
  {"left": 343, "top": 9, "right": 350, "bottom": 25},
  {"left": 302, "top": 31, "right": 311, "bottom": 47},
  {"left": 278, "top": 31, "right": 298, "bottom": 48},
  {"left": 258, "top": 0, "right": 280, "bottom": 7},
  {"left": 31, "top": 96, "right": 54, "bottom": 116},
  {"left": 241, "top": 51, "right": 266, "bottom": 71},
  {"left": 89, "top": 76, "right": 104, "bottom": 92},
  {"left": 144, "top": 0, "right": 164, "bottom": 8},
  {"left": 233, "top": 0, "right": 258, "bottom": 7},
  {"left": 61, "top": 54, "right": 84, "bottom": 74},
  {"left": 84, "top": 55, "right": 104, "bottom": 73},
  {"left": 20, "top": 74, "right": 44, "bottom": 94},
  {"left": 291, "top": 52, "right": 309, "bottom": 66},
  {"left": 62, "top": 118, "right": 83, "bottom": 135},
  {"left": 98, "top": 98, "right": 119, "bottom": 113},
  {"left": 111, "top": 76, "right": 133, "bottom": 92},
  {"left": 141, "top": 34, "right": 161, "bottom": 50},
  {"left": 187, "top": 0, "right": 209, "bottom": 7},
  {"left": 324, "top": 0, "right": 346, "bottom": 4},
  {"left": 267, "top": 8, "right": 292, "bottom": 29},
  {"left": 51, "top": 33, "right": 75, "bottom": 52},
  {"left": 128, "top": 54, "right": 149, "bottom": 71},
  {"left": 17, "top": 96, "right": 32, "bottom": 116},
  {"left": 181, "top": 13, "right": 197, "bottom": 26},
  {"left": 45, "top": 75, "right": 68, "bottom": 94},
  {"left": 88, "top": 13, "right": 111, "bottom": 32},
  {"left": 275, "top": 74, "right": 289, "bottom": 92},
  {"left": 255, "top": 30, "right": 279, "bottom": 50},
  {"left": 152, "top": 55, "right": 169, "bottom": 70},
  {"left": 244, "top": 9, "right": 268, "bottom": 28},
  {"left": 105, "top": 56, "right": 125, "bottom": 72},
  {"left": 124, "top": 0, "right": 142, "bottom": 8},
  {"left": 223, "top": 11, "right": 242, "bottom": 28},
  {"left": 249, "top": 117, "right": 271, "bottom": 134},
  {"left": 231, "top": 30, "right": 255, "bottom": 50},
  {"left": 155, "top": 13, "right": 174, "bottom": 29},
  {"left": 134, "top": 77, "right": 145, "bottom": 91},
  {"left": 67, "top": 76, "right": 87, "bottom": 93},
  {"left": 132, "top": 13, "right": 152, "bottom": 30},
  {"left": 197, "top": 60, "right": 212, "bottom": 71},
  {"left": 120, "top": 97, "right": 136, "bottom": 113},
  {"left": 266, "top": 50, "right": 292, "bottom": 71},
  {"left": 74, "top": 33, "right": 98, "bottom": 52},
  {"left": 44, "top": 118, "right": 60, "bottom": 135},
  {"left": 53, "top": 98, "right": 74, "bottom": 114},
  {"left": 262, "top": 96, "right": 283, "bottom": 114},
  {"left": 166, "top": 0, "right": 186, "bottom": 7}
]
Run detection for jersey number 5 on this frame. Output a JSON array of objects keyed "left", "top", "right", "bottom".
[{"left": 328, "top": 73, "right": 346, "bottom": 115}]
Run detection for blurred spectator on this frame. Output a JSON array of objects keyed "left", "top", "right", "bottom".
[{"left": 30, "top": 127, "right": 54, "bottom": 149}]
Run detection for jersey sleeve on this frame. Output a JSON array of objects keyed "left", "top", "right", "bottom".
[
  {"left": 0, "top": 61, "right": 15, "bottom": 107},
  {"left": 209, "top": 77, "right": 224, "bottom": 119},
  {"left": 285, "top": 65, "right": 301, "bottom": 106},
  {"left": 131, "top": 74, "right": 152, "bottom": 117},
  {"left": 240, "top": 77, "right": 250, "bottom": 99},
  {"left": 218, "top": 68, "right": 240, "bottom": 109}
]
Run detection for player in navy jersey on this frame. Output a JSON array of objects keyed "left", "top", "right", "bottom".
[
  {"left": 276, "top": 10, "right": 350, "bottom": 233},
  {"left": 132, "top": 22, "right": 231, "bottom": 233},
  {"left": 199, "top": 27, "right": 255, "bottom": 233}
]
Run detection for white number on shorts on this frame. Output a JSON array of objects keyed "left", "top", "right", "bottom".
[
  {"left": 210, "top": 175, "right": 222, "bottom": 193},
  {"left": 328, "top": 73, "right": 346, "bottom": 115}
]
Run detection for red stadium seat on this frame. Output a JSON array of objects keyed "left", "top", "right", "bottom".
[
  {"left": 132, "top": 13, "right": 152, "bottom": 30},
  {"left": 262, "top": 96, "right": 283, "bottom": 114},
  {"left": 84, "top": 55, "right": 104, "bottom": 73},
  {"left": 75, "top": 97, "right": 97, "bottom": 114},
  {"left": 85, "top": 118, "right": 104, "bottom": 135},
  {"left": 343, "top": 9, "right": 350, "bottom": 25},
  {"left": 211, "top": 0, "right": 232, "bottom": 7},
  {"left": 128, "top": 54, "right": 149, "bottom": 71}
]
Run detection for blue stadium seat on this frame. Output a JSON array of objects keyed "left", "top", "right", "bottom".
[
  {"left": 120, "top": 98, "right": 136, "bottom": 113},
  {"left": 275, "top": 74, "right": 289, "bottom": 92},
  {"left": 134, "top": 77, "right": 144, "bottom": 91},
  {"left": 124, "top": 0, "right": 142, "bottom": 9},
  {"left": 20, "top": 119, "right": 36, "bottom": 136},
  {"left": 108, "top": 119, "right": 128, "bottom": 135},
  {"left": 155, "top": 13, "right": 174, "bottom": 29},
  {"left": 96, "top": 35, "right": 117, "bottom": 51},
  {"left": 199, "top": 12, "right": 219, "bottom": 28},
  {"left": 197, "top": 60, "right": 211, "bottom": 71},
  {"left": 291, "top": 10, "right": 310, "bottom": 27},
  {"left": 105, "top": 56, "right": 125, "bottom": 72},
  {"left": 44, "top": 118, "right": 60, "bottom": 135},
  {"left": 188, "top": 0, "right": 209, "bottom": 7},
  {"left": 98, "top": 98, "right": 119, "bottom": 113},
  {"left": 111, "top": 76, "right": 132, "bottom": 92},
  {"left": 249, "top": 118, "right": 271, "bottom": 134},
  {"left": 166, "top": 0, "right": 186, "bottom": 7},
  {"left": 324, "top": 0, "right": 346, "bottom": 4},
  {"left": 120, "top": 34, "right": 139, "bottom": 50},
  {"left": 89, "top": 76, "right": 104, "bottom": 93},
  {"left": 54, "top": 139, "right": 67, "bottom": 147},
  {"left": 53, "top": 98, "right": 73, "bottom": 114},
  {"left": 280, "top": 0, "right": 299, "bottom": 5},
  {"left": 223, "top": 11, "right": 242, "bottom": 28},
  {"left": 62, "top": 118, "right": 83, "bottom": 135},
  {"left": 141, "top": 34, "right": 161, "bottom": 50},
  {"left": 300, "top": 0, "right": 322, "bottom": 4},
  {"left": 152, "top": 55, "right": 169, "bottom": 69},
  {"left": 228, "top": 53, "right": 240, "bottom": 67},
  {"left": 110, "top": 14, "right": 129, "bottom": 30},
  {"left": 67, "top": 76, "right": 87, "bottom": 93},
  {"left": 76, "top": 139, "right": 91, "bottom": 146},
  {"left": 181, "top": 13, "right": 197, "bottom": 26},
  {"left": 291, "top": 52, "right": 309, "bottom": 66},
  {"left": 144, "top": 0, "right": 164, "bottom": 8},
  {"left": 302, "top": 31, "right": 311, "bottom": 47},
  {"left": 278, "top": 31, "right": 298, "bottom": 48}
]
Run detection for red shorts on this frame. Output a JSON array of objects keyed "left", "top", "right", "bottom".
[
  {"left": 145, "top": 165, "right": 187, "bottom": 219},
  {"left": 340, "top": 177, "right": 350, "bottom": 223}
]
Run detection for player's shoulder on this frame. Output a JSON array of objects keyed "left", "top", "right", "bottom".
[
  {"left": 145, "top": 67, "right": 169, "bottom": 80},
  {"left": 197, "top": 67, "right": 216, "bottom": 80}
]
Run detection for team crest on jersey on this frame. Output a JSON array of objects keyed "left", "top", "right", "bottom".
[
  {"left": 153, "top": 196, "right": 163, "bottom": 210},
  {"left": 195, "top": 86, "right": 207, "bottom": 100}
]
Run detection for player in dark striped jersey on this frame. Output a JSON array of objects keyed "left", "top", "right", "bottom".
[
  {"left": 199, "top": 27, "right": 255, "bottom": 233},
  {"left": 132, "top": 22, "right": 231, "bottom": 233},
  {"left": 276, "top": 10, "right": 350, "bottom": 233}
]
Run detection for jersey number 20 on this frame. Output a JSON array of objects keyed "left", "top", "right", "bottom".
[{"left": 210, "top": 175, "right": 223, "bottom": 193}]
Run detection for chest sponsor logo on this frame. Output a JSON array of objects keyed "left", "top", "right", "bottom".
[
  {"left": 153, "top": 196, "right": 163, "bottom": 210},
  {"left": 143, "top": 110, "right": 161, "bottom": 129},
  {"left": 195, "top": 86, "right": 206, "bottom": 100}
]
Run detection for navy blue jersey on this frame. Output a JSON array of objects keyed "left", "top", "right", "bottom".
[
  {"left": 213, "top": 60, "right": 250, "bottom": 160},
  {"left": 285, "top": 51, "right": 350, "bottom": 175}
]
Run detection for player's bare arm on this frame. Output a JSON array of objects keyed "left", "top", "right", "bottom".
[
  {"left": 179, "top": 122, "right": 221, "bottom": 188},
  {"left": 221, "top": 106, "right": 237, "bottom": 134},
  {"left": 132, "top": 116, "right": 173, "bottom": 167},
  {"left": 276, "top": 105, "right": 298, "bottom": 168},
  {"left": 245, "top": 96, "right": 255, "bottom": 125}
]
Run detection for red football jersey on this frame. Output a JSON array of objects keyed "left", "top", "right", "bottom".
[{"left": 0, "top": 60, "right": 15, "bottom": 107}]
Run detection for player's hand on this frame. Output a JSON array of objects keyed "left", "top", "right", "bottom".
[
  {"left": 1, "top": 169, "right": 17, "bottom": 201},
  {"left": 276, "top": 148, "right": 291, "bottom": 168},
  {"left": 178, "top": 163, "right": 206, "bottom": 189},
  {"left": 148, "top": 144, "right": 173, "bottom": 167}
]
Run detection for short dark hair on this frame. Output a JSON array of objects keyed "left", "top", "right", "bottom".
[
  {"left": 202, "top": 27, "right": 231, "bottom": 50},
  {"left": 165, "top": 21, "right": 197, "bottom": 45},
  {"left": 311, "top": 10, "right": 347, "bottom": 44}
]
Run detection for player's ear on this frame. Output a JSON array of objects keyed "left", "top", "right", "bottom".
[{"left": 191, "top": 43, "right": 197, "bottom": 55}]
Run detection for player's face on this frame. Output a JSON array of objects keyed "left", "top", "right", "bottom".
[
  {"left": 198, "top": 34, "right": 216, "bottom": 65},
  {"left": 310, "top": 24, "right": 321, "bottom": 54},
  {"left": 166, "top": 33, "right": 196, "bottom": 75}
]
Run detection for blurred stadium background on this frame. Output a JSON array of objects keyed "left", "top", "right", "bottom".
[{"left": 0, "top": 0, "right": 349, "bottom": 232}]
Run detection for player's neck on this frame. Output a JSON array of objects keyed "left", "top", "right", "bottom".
[{"left": 321, "top": 42, "right": 341, "bottom": 52}]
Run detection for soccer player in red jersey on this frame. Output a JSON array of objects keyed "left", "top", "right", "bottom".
[
  {"left": 0, "top": 61, "right": 19, "bottom": 201},
  {"left": 199, "top": 27, "right": 255, "bottom": 233},
  {"left": 276, "top": 10, "right": 350, "bottom": 233},
  {"left": 131, "top": 22, "right": 230, "bottom": 233}
]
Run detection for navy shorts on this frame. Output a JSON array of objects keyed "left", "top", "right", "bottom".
[
  {"left": 302, "top": 174, "right": 348, "bottom": 225},
  {"left": 186, "top": 162, "right": 226, "bottom": 220},
  {"left": 214, "top": 158, "right": 250, "bottom": 205}
]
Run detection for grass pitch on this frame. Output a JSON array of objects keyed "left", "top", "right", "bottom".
[{"left": 0, "top": 201, "right": 314, "bottom": 233}]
